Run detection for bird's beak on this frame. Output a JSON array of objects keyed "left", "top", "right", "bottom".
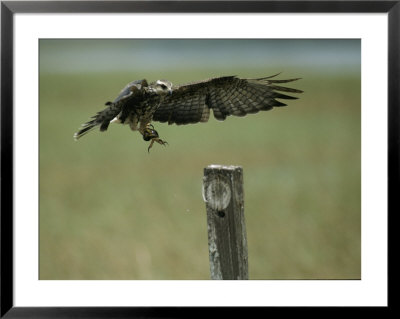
[{"left": 169, "top": 89, "right": 173, "bottom": 95}]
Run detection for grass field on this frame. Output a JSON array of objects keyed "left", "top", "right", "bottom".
[{"left": 39, "top": 69, "right": 360, "bottom": 279}]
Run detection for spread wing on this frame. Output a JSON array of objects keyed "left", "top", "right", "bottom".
[
  {"left": 73, "top": 79, "right": 147, "bottom": 140},
  {"left": 152, "top": 74, "right": 303, "bottom": 125}
]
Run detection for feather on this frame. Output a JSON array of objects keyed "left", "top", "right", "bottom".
[
  {"left": 153, "top": 74, "right": 302, "bottom": 125},
  {"left": 74, "top": 74, "right": 303, "bottom": 143}
]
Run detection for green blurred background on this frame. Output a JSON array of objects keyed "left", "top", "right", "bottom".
[{"left": 39, "top": 39, "right": 360, "bottom": 280}]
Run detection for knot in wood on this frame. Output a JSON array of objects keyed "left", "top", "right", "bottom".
[{"left": 203, "top": 176, "right": 231, "bottom": 211}]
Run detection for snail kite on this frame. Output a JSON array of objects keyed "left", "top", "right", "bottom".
[{"left": 74, "top": 73, "right": 303, "bottom": 151}]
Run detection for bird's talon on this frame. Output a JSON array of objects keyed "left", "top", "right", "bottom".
[
  {"left": 146, "top": 123, "right": 155, "bottom": 130},
  {"left": 147, "top": 138, "right": 168, "bottom": 152},
  {"left": 147, "top": 139, "right": 153, "bottom": 152}
]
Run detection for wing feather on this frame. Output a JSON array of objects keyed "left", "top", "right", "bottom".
[
  {"left": 152, "top": 74, "right": 302, "bottom": 125},
  {"left": 74, "top": 80, "right": 146, "bottom": 140}
]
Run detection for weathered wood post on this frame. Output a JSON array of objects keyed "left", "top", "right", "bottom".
[{"left": 202, "top": 165, "right": 248, "bottom": 280}]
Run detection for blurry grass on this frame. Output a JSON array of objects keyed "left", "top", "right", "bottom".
[{"left": 39, "top": 69, "right": 360, "bottom": 279}]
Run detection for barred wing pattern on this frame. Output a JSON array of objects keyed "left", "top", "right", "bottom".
[{"left": 152, "top": 74, "right": 303, "bottom": 125}]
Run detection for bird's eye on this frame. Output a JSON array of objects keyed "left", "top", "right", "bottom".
[{"left": 160, "top": 84, "right": 167, "bottom": 89}]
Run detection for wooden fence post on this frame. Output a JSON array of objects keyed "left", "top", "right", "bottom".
[{"left": 202, "top": 165, "right": 248, "bottom": 280}]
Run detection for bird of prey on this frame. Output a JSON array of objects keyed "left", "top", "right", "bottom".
[{"left": 74, "top": 73, "right": 303, "bottom": 151}]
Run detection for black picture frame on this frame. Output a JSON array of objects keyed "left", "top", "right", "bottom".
[{"left": 1, "top": 1, "right": 396, "bottom": 317}]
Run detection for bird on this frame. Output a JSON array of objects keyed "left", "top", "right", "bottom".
[{"left": 74, "top": 73, "right": 303, "bottom": 152}]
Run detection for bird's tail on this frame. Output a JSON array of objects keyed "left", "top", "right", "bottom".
[
  {"left": 74, "top": 101, "right": 120, "bottom": 141},
  {"left": 73, "top": 119, "right": 99, "bottom": 140}
]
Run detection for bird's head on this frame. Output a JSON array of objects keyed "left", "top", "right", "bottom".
[{"left": 151, "top": 79, "right": 173, "bottom": 96}]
